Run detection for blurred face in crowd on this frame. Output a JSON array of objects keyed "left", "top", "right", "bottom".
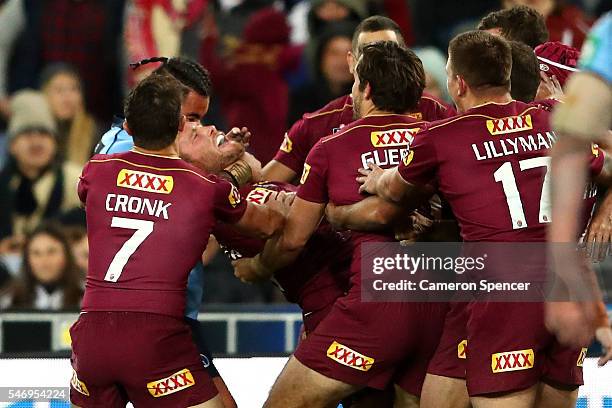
[
  {"left": 182, "top": 91, "right": 210, "bottom": 124},
  {"left": 315, "top": 0, "right": 350, "bottom": 22},
  {"left": 349, "top": 30, "right": 399, "bottom": 73},
  {"left": 44, "top": 72, "right": 83, "bottom": 121},
  {"left": 321, "top": 36, "right": 353, "bottom": 90},
  {"left": 28, "top": 233, "right": 66, "bottom": 284},
  {"left": 71, "top": 235, "right": 88, "bottom": 276},
  {"left": 10, "top": 131, "right": 57, "bottom": 175},
  {"left": 424, "top": 72, "right": 444, "bottom": 100},
  {"left": 503, "top": 0, "right": 554, "bottom": 17}
]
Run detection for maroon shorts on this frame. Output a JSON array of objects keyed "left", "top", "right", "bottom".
[
  {"left": 70, "top": 311, "right": 218, "bottom": 407},
  {"left": 426, "top": 302, "right": 468, "bottom": 379},
  {"left": 294, "top": 288, "right": 448, "bottom": 394},
  {"left": 303, "top": 302, "right": 336, "bottom": 334},
  {"left": 466, "top": 302, "right": 584, "bottom": 396}
]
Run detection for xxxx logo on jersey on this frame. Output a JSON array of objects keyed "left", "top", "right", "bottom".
[
  {"left": 71, "top": 370, "right": 90, "bottom": 396},
  {"left": 457, "top": 339, "right": 467, "bottom": 359},
  {"left": 577, "top": 348, "right": 587, "bottom": 367},
  {"left": 117, "top": 169, "right": 174, "bottom": 194},
  {"left": 147, "top": 368, "right": 195, "bottom": 397},
  {"left": 280, "top": 133, "right": 293, "bottom": 153},
  {"left": 370, "top": 128, "right": 419, "bottom": 148},
  {"left": 327, "top": 341, "right": 374, "bottom": 371},
  {"left": 486, "top": 114, "right": 533, "bottom": 136},
  {"left": 247, "top": 187, "right": 274, "bottom": 205},
  {"left": 229, "top": 185, "right": 241, "bottom": 208},
  {"left": 491, "top": 349, "right": 534, "bottom": 373}
]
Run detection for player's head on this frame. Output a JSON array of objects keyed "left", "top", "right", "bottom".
[
  {"left": 131, "top": 57, "right": 212, "bottom": 123},
  {"left": 348, "top": 16, "right": 405, "bottom": 73},
  {"left": 478, "top": 5, "right": 548, "bottom": 49},
  {"left": 534, "top": 41, "right": 580, "bottom": 92},
  {"left": 447, "top": 31, "right": 512, "bottom": 112},
  {"left": 509, "top": 41, "right": 540, "bottom": 102},
  {"left": 124, "top": 74, "right": 185, "bottom": 150},
  {"left": 352, "top": 41, "right": 425, "bottom": 119}
]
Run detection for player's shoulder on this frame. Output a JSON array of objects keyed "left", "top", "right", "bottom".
[
  {"left": 426, "top": 100, "right": 542, "bottom": 135},
  {"left": 320, "top": 114, "right": 427, "bottom": 145},
  {"left": 304, "top": 94, "right": 351, "bottom": 120},
  {"left": 87, "top": 151, "right": 219, "bottom": 187}
]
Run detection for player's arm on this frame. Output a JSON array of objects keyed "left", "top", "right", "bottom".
[
  {"left": 262, "top": 160, "right": 297, "bottom": 183},
  {"left": 233, "top": 197, "right": 323, "bottom": 282},
  {"left": 231, "top": 193, "right": 291, "bottom": 239},
  {"left": 358, "top": 164, "right": 434, "bottom": 207},
  {"left": 325, "top": 196, "right": 408, "bottom": 231}
]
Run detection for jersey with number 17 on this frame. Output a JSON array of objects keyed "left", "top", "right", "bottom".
[
  {"left": 77, "top": 150, "right": 246, "bottom": 317},
  {"left": 398, "top": 100, "right": 604, "bottom": 242}
]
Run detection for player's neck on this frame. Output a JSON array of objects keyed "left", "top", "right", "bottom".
[
  {"left": 363, "top": 106, "right": 393, "bottom": 118},
  {"left": 132, "top": 145, "right": 179, "bottom": 158},
  {"left": 462, "top": 92, "right": 513, "bottom": 112}
]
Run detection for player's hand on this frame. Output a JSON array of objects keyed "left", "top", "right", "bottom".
[
  {"left": 224, "top": 127, "right": 251, "bottom": 146},
  {"left": 545, "top": 301, "right": 596, "bottom": 348},
  {"left": 596, "top": 326, "right": 612, "bottom": 366},
  {"left": 535, "top": 72, "right": 564, "bottom": 101},
  {"left": 395, "top": 211, "right": 434, "bottom": 243},
  {"left": 267, "top": 191, "right": 295, "bottom": 218},
  {"left": 232, "top": 257, "right": 268, "bottom": 283},
  {"left": 585, "top": 193, "right": 612, "bottom": 262},
  {"left": 357, "top": 163, "right": 383, "bottom": 195}
]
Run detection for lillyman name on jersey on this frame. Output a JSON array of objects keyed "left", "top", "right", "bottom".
[
  {"left": 472, "top": 131, "right": 557, "bottom": 161},
  {"left": 105, "top": 193, "right": 171, "bottom": 220}
]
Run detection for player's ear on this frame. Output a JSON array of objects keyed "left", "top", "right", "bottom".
[
  {"left": 457, "top": 75, "right": 467, "bottom": 97},
  {"left": 364, "top": 82, "right": 373, "bottom": 101},
  {"left": 178, "top": 114, "right": 186, "bottom": 132},
  {"left": 347, "top": 50, "right": 355, "bottom": 74},
  {"left": 123, "top": 121, "right": 132, "bottom": 135}
]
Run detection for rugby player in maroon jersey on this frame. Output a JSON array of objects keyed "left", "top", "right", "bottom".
[
  {"left": 234, "top": 41, "right": 448, "bottom": 408},
  {"left": 263, "top": 15, "right": 454, "bottom": 183},
  {"left": 70, "top": 74, "right": 288, "bottom": 408},
  {"left": 338, "top": 31, "right": 612, "bottom": 408},
  {"left": 212, "top": 182, "right": 352, "bottom": 334}
]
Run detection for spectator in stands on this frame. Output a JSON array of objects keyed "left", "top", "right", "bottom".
[
  {"left": 63, "top": 226, "right": 88, "bottom": 277},
  {"left": 288, "top": 22, "right": 356, "bottom": 125},
  {"left": 502, "top": 0, "right": 593, "bottom": 48},
  {"left": 202, "top": 7, "right": 303, "bottom": 164},
  {"left": 0, "top": 90, "right": 82, "bottom": 241},
  {"left": 40, "top": 63, "right": 102, "bottom": 166},
  {"left": 3, "top": 223, "right": 83, "bottom": 310},
  {"left": 414, "top": 47, "right": 451, "bottom": 103},
  {"left": 0, "top": 0, "right": 125, "bottom": 122},
  {"left": 304, "top": 0, "right": 366, "bottom": 78}
]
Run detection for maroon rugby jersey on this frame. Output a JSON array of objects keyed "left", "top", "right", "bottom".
[
  {"left": 78, "top": 150, "right": 246, "bottom": 317},
  {"left": 298, "top": 114, "right": 429, "bottom": 284},
  {"left": 274, "top": 93, "right": 454, "bottom": 174},
  {"left": 397, "top": 101, "right": 604, "bottom": 242},
  {"left": 213, "top": 181, "right": 351, "bottom": 313}
]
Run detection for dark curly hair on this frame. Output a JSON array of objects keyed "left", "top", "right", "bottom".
[{"left": 130, "top": 56, "right": 212, "bottom": 97}]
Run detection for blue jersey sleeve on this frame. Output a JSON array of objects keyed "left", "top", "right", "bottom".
[
  {"left": 94, "top": 123, "right": 135, "bottom": 155},
  {"left": 579, "top": 12, "right": 612, "bottom": 84}
]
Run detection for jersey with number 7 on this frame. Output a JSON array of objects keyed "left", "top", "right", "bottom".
[
  {"left": 77, "top": 150, "right": 247, "bottom": 317},
  {"left": 398, "top": 100, "right": 604, "bottom": 242}
]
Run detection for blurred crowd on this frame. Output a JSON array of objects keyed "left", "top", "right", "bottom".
[{"left": 0, "top": 0, "right": 609, "bottom": 310}]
